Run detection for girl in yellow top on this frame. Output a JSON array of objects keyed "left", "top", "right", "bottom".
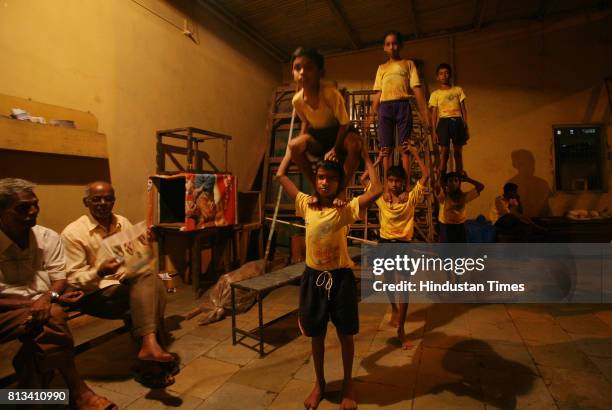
[
  {"left": 363, "top": 31, "right": 431, "bottom": 183},
  {"left": 277, "top": 142, "right": 382, "bottom": 410},
  {"left": 288, "top": 47, "right": 363, "bottom": 205},
  {"left": 361, "top": 143, "right": 429, "bottom": 349},
  {"left": 429, "top": 63, "right": 470, "bottom": 178},
  {"left": 435, "top": 172, "right": 484, "bottom": 242}
]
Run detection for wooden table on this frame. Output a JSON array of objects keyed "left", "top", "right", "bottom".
[{"left": 154, "top": 224, "right": 237, "bottom": 297}]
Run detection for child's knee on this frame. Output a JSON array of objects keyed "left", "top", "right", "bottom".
[
  {"left": 289, "top": 136, "right": 307, "bottom": 154},
  {"left": 344, "top": 134, "right": 362, "bottom": 152}
]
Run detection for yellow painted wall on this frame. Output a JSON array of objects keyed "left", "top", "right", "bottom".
[
  {"left": 285, "top": 13, "right": 612, "bottom": 218},
  {"left": 0, "top": 0, "right": 281, "bottom": 232}
]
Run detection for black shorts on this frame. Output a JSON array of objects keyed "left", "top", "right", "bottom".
[
  {"left": 437, "top": 117, "right": 467, "bottom": 147},
  {"left": 298, "top": 266, "right": 359, "bottom": 337},
  {"left": 308, "top": 125, "right": 357, "bottom": 155}
]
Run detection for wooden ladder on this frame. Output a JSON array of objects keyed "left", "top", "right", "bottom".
[{"left": 344, "top": 90, "right": 438, "bottom": 243}]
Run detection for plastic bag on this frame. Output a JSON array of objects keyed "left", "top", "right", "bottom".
[{"left": 184, "top": 259, "right": 265, "bottom": 325}]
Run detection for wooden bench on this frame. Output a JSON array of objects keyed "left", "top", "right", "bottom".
[
  {"left": 0, "top": 310, "right": 128, "bottom": 387},
  {"left": 230, "top": 262, "right": 304, "bottom": 356}
]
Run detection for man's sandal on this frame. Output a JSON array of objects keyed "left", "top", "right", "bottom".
[{"left": 134, "top": 370, "right": 175, "bottom": 388}]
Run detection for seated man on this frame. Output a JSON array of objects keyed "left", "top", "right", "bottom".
[
  {"left": 490, "top": 183, "right": 520, "bottom": 225},
  {"left": 61, "top": 181, "right": 177, "bottom": 387},
  {"left": 490, "top": 182, "right": 544, "bottom": 242},
  {"left": 0, "top": 178, "right": 116, "bottom": 409}
]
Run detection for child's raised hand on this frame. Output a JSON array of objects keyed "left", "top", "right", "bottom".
[
  {"left": 333, "top": 197, "right": 347, "bottom": 208},
  {"left": 401, "top": 142, "right": 418, "bottom": 156},
  {"left": 324, "top": 147, "right": 339, "bottom": 162},
  {"left": 372, "top": 150, "right": 384, "bottom": 167}
]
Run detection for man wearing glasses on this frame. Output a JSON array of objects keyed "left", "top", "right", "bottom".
[
  {"left": 61, "top": 181, "right": 178, "bottom": 388},
  {"left": 0, "top": 178, "right": 117, "bottom": 409}
]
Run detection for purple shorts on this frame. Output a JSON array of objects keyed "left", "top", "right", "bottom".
[{"left": 377, "top": 99, "right": 412, "bottom": 148}]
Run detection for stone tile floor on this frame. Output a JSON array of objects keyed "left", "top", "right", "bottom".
[{"left": 2, "top": 281, "right": 612, "bottom": 409}]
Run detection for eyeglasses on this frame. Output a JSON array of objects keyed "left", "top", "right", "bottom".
[{"left": 88, "top": 195, "right": 115, "bottom": 204}]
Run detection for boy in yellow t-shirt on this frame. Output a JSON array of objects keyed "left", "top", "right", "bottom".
[
  {"left": 277, "top": 142, "right": 382, "bottom": 410},
  {"left": 288, "top": 47, "right": 363, "bottom": 205},
  {"left": 363, "top": 30, "right": 431, "bottom": 184},
  {"left": 435, "top": 172, "right": 484, "bottom": 242},
  {"left": 361, "top": 143, "right": 429, "bottom": 349},
  {"left": 429, "top": 63, "right": 469, "bottom": 179}
]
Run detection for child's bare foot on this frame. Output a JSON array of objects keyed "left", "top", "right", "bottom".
[
  {"left": 304, "top": 380, "right": 325, "bottom": 409},
  {"left": 388, "top": 306, "right": 399, "bottom": 327},
  {"left": 389, "top": 313, "right": 399, "bottom": 327},
  {"left": 398, "top": 328, "right": 414, "bottom": 350},
  {"left": 340, "top": 380, "right": 357, "bottom": 410}
]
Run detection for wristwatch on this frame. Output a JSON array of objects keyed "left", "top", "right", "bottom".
[{"left": 50, "top": 291, "right": 60, "bottom": 302}]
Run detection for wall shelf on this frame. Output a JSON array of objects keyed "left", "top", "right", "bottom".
[{"left": 0, "top": 117, "right": 107, "bottom": 158}]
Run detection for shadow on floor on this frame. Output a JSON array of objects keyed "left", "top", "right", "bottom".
[{"left": 358, "top": 333, "right": 536, "bottom": 409}]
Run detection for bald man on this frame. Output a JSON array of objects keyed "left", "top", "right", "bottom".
[{"left": 61, "top": 181, "right": 177, "bottom": 387}]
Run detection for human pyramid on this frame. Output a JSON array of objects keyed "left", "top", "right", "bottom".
[{"left": 276, "top": 30, "right": 486, "bottom": 409}]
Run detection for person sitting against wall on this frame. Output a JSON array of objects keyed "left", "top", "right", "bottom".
[
  {"left": 61, "top": 181, "right": 178, "bottom": 388},
  {"left": 490, "top": 182, "right": 545, "bottom": 242},
  {"left": 0, "top": 178, "right": 118, "bottom": 409}
]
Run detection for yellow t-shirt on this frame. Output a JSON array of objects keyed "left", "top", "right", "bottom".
[
  {"left": 292, "top": 85, "right": 350, "bottom": 129},
  {"left": 373, "top": 60, "right": 421, "bottom": 102},
  {"left": 295, "top": 192, "right": 360, "bottom": 271},
  {"left": 428, "top": 86, "right": 466, "bottom": 118},
  {"left": 489, "top": 196, "right": 510, "bottom": 224},
  {"left": 437, "top": 189, "right": 479, "bottom": 224},
  {"left": 376, "top": 181, "right": 426, "bottom": 241}
]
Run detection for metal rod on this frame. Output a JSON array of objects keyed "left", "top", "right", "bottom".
[
  {"left": 265, "top": 217, "right": 379, "bottom": 246},
  {"left": 263, "top": 108, "right": 297, "bottom": 266}
]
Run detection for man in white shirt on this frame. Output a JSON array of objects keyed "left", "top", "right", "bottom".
[
  {"left": 0, "top": 178, "right": 116, "bottom": 409},
  {"left": 62, "top": 181, "right": 176, "bottom": 387}
]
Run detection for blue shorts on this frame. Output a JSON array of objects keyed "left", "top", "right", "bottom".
[
  {"left": 377, "top": 99, "right": 412, "bottom": 148},
  {"left": 438, "top": 223, "right": 467, "bottom": 243}
]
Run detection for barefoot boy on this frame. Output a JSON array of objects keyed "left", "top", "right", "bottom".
[
  {"left": 361, "top": 143, "right": 429, "bottom": 348},
  {"left": 429, "top": 63, "right": 470, "bottom": 178},
  {"left": 277, "top": 143, "right": 382, "bottom": 409}
]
